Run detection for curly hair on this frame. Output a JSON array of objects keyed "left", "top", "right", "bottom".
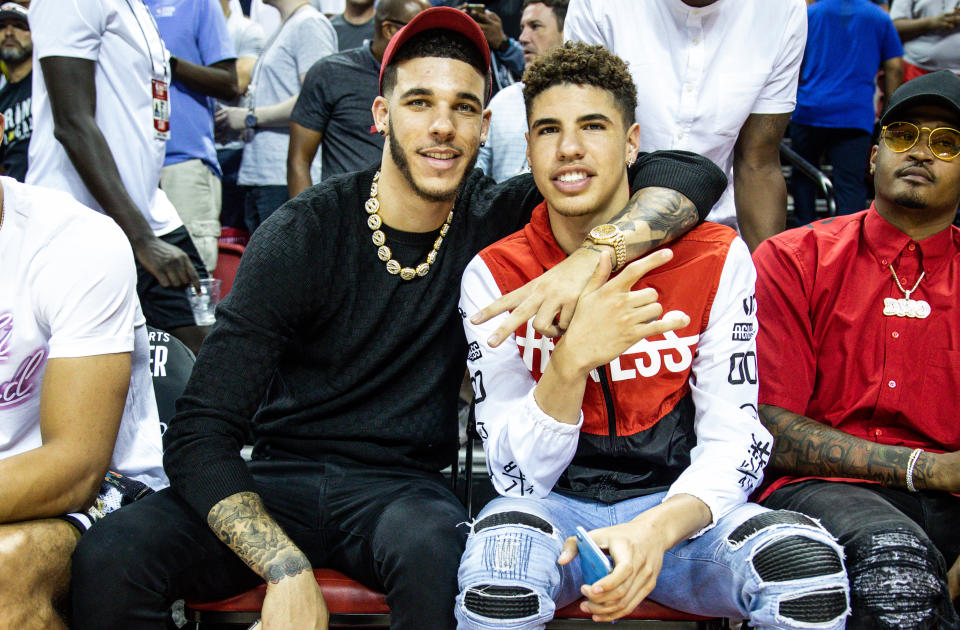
[
  {"left": 522, "top": 41, "right": 637, "bottom": 128},
  {"left": 381, "top": 29, "right": 490, "bottom": 101}
]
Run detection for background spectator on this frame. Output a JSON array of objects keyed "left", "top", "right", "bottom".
[
  {"left": 287, "top": 0, "right": 430, "bottom": 195},
  {"left": 0, "top": 2, "right": 31, "bottom": 181},
  {"left": 217, "top": 0, "right": 336, "bottom": 231},
  {"left": 147, "top": 0, "right": 239, "bottom": 273},
  {"left": 216, "top": 0, "right": 265, "bottom": 235},
  {"left": 891, "top": 0, "right": 960, "bottom": 80},
  {"left": 330, "top": 0, "right": 376, "bottom": 51},
  {"left": 564, "top": 0, "right": 807, "bottom": 252},
  {"left": 28, "top": 0, "right": 210, "bottom": 354},
  {"left": 790, "top": 0, "right": 903, "bottom": 224},
  {"left": 461, "top": 3, "right": 524, "bottom": 97},
  {"left": 476, "top": 0, "right": 566, "bottom": 181}
]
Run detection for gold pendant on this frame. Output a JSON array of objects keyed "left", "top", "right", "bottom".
[{"left": 882, "top": 297, "right": 931, "bottom": 319}]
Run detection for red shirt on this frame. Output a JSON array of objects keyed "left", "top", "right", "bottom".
[{"left": 753, "top": 206, "right": 960, "bottom": 498}]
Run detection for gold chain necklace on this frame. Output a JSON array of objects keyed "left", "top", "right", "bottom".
[
  {"left": 365, "top": 171, "right": 452, "bottom": 281},
  {"left": 882, "top": 264, "right": 931, "bottom": 319}
]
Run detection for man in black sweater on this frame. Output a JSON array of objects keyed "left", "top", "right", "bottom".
[{"left": 70, "top": 8, "right": 726, "bottom": 630}]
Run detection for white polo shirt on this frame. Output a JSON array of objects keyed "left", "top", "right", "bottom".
[
  {"left": 565, "top": 0, "right": 807, "bottom": 229},
  {"left": 27, "top": 0, "right": 182, "bottom": 236},
  {"left": 0, "top": 177, "right": 167, "bottom": 490}
]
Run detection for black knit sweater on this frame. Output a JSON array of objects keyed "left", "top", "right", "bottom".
[{"left": 163, "top": 156, "right": 726, "bottom": 519}]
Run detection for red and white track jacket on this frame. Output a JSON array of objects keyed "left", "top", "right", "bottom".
[{"left": 459, "top": 203, "right": 771, "bottom": 530}]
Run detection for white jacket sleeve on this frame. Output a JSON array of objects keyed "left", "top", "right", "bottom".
[
  {"left": 664, "top": 237, "right": 772, "bottom": 534},
  {"left": 460, "top": 255, "right": 582, "bottom": 499}
]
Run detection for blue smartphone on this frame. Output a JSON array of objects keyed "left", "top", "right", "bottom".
[{"left": 575, "top": 526, "right": 613, "bottom": 585}]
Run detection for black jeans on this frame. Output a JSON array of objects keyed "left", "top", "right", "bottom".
[
  {"left": 763, "top": 480, "right": 960, "bottom": 630},
  {"left": 70, "top": 457, "right": 467, "bottom": 630}
]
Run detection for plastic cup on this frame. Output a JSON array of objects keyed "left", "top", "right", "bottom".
[{"left": 185, "top": 278, "right": 221, "bottom": 326}]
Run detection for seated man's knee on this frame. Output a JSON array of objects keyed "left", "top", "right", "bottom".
[
  {"left": 0, "top": 520, "right": 76, "bottom": 624},
  {"left": 731, "top": 511, "right": 850, "bottom": 628},
  {"left": 847, "top": 527, "right": 953, "bottom": 630},
  {"left": 456, "top": 510, "right": 561, "bottom": 629}
]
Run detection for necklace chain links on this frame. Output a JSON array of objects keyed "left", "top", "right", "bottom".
[{"left": 366, "top": 170, "right": 453, "bottom": 281}]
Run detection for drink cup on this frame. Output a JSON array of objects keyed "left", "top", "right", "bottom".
[{"left": 185, "top": 278, "right": 221, "bottom": 326}]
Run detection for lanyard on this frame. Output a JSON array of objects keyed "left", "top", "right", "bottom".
[{"left": 124, "top": 0, "right": 170, "bottom": 81}]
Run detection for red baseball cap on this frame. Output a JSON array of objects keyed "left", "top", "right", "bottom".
[{"left": 378, "top": 6, "right": 492, "bottom": 100}]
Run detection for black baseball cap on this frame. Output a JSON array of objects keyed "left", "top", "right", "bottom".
[
  {"left": 0, "top": 3, "right": 27, "bottom": 26},
  {"left": 880, "top": 70, "right": 960, "bottom": 127}
]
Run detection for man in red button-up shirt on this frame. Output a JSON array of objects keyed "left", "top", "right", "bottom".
[{"left": 754, "top": 70, "right": 960, "bottom": 629}]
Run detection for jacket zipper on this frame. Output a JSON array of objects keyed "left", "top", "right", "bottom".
[{"left": 597, "top": 365, "right": 617, "bottom": 439}]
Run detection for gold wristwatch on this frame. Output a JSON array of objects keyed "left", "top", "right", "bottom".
[{"left": 586, "top": 224, "right": 626, "bottom": 272}]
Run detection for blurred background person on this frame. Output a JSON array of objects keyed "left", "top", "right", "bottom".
[
  {"left": 216, "top": 0, "right": 265, "bottom": 240},
  {"left": 330, "top": 0, "right": 376, "bottom": 51},
  {"left": 477, "top": 0, "right": 565, "bottom": 182},
  {"left": 0, "top": 2, "right": 31, "bottom": 181},
  {"left": 789, "top": 0, "right": 902, "bottom": 224},
  {"left": 287, "top": 0, "right": 429, "bottom": 196},
  {"left": 217, "top": 0, "right": 336, "bottom": 232},
  {"left": 891, "top": 0, "right": 960, "bottom": 81},
  {"left": 147, "top": 0, "right": 239, "bottom": 273}
]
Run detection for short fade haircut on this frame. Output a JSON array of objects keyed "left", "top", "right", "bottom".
[
  {"left": 522, "top": 41, "right": 637, "bottom": 129},
  {"left": 380, "top": 28, "right": 491, "bottom": 101},
  {"left": 522, "top": 0, "right": 569, "bottom": 31}
]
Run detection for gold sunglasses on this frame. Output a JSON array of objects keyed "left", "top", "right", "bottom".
[{"left": 880, "top": 121, "right": 960, "bottom": 161}]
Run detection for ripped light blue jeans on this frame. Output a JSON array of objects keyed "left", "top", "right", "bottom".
[{"left": 455, "top": 491, "right": 850, "bottom": 630}]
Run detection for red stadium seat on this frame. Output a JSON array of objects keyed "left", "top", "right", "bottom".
[
  {"left": 183, "top": 568, "right": 727, "bottom": 628},
  {"left": 212, "top": 242, "right": 244, "bottom": 298}
]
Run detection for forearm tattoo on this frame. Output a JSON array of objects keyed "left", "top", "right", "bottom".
[
  {"left": 207, "top": 491, "right": 311, "bottom": 583},
  {"left": 759, "top": 405, "right": 935, "bottom": 489},
  {"left": 611, "top": 187, "right": 699, "bottom": 259}
]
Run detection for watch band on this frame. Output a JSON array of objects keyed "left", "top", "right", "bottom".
[{"left": 587, "top": 224, "right": 626, "bottom": 272}]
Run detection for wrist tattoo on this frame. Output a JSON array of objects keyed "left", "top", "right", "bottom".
[
  {"left": 610, "top": 188, "right": 698, "bottom": 258},
  {"left": 207, "top": 491, "right": 310, "bottom": 581}
]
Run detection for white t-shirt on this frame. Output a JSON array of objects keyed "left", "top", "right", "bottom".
[
  {"left": 26, "top": 0, "right": 182, "bottom": 236},
  {"left": 0, "top": 178, "right": 167, "bottom": 490},
  {"left": 890, "top": 0, "right": 960, "bottom": 73},
  {"left": 238, "top": 5, "right": 335, "bottom": 186},
  {"left": 565, "top": 0, "right": 807, "bottom": 228}
]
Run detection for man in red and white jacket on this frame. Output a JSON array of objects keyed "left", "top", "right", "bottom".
[{"left": 455, "top": 42, "right": 850, "bottom": 629}]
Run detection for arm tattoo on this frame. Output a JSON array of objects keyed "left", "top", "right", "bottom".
[
  {"left": 759, "top": 405, "right": 937, "bottom": 489},
  {"left": 207, "top": 491, "right": 311, "bottom": 583},
  {"left": 609, "top": 187, "right": 699, "bottom": 260}
]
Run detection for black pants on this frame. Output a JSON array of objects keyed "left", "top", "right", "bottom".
[
  {"left": 70, "top": 458, "right": 468, "bottom": 630},
  {"left": 763, "top": 480, "right": 960, "bottom": 629},
  {"left": 788, "top": 122, "right": 873, "bottom": 224}
]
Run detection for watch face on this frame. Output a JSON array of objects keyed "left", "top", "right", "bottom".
[
  {"left": 245, "top": 113, "right": 257, "bottom": 128},
  {"left": 590, "top": 224, "right": 618, "bottom": 240}
]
